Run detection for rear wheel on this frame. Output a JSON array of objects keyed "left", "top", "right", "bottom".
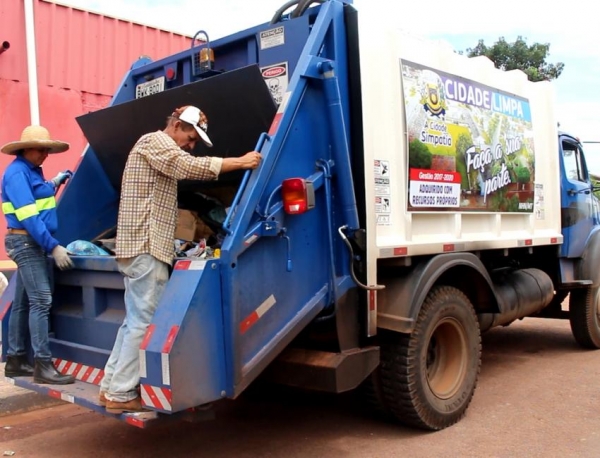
[
  {"left": 569, "top": 286, "right": 600, "bottom": 349},
  {"left": 379, "top": 285, "right": 481, "bottom": 430}
]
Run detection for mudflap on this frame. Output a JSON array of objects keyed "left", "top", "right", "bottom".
[
  {"left": 138, "top": 258, "right": 226, "bottom": 413},
  {"left": 6, "top": 376, "right": 214, "bottom": 428}
]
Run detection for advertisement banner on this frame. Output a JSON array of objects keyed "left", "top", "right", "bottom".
[{"left": 401, "top": 60, "right": 536, "bottom": 212}]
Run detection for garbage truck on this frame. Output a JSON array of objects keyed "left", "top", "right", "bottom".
[{"left": 2, "top": 0, "right": 599, "bottom": 431}]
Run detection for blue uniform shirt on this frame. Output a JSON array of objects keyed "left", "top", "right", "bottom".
[{"left": 1, "top": 156, "right": 60, "bottom": 253}]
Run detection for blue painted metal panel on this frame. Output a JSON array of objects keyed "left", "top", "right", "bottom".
[
  {"left": 54, "top": 147, "right": 119, "bottom": 246},
  {"left": 49, "top": 257, "right": 125, "bottom": 369},
  {"left": 141, "top": 259, "right": 226, "bottom": 412},
  {"left": 257, "top": 15, "right": 311, "bottom": 80},
  {"left": 219, "top": 0, "right": 359, "bottom": 396}
]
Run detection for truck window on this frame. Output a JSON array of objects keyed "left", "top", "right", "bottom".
[{"left": 563, "top": 142, "right": 587, "bottom": 183}]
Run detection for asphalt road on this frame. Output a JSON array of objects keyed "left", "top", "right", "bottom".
[{"left": 1, "top": 317, "right": 599, "bottom": 458}]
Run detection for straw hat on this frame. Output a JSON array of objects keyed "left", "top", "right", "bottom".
[{"left": 1, "top": 125, "right": 69, "bottom": 155}]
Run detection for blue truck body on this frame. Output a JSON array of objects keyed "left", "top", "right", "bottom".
[{"left": 2, "top": 0, "right": 600, "bottom": 431}]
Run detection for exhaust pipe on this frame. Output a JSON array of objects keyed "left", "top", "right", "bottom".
[
  {"left": 479, "top": 269, "right": 554, "bottom": 332},
  {"left": 0, "top": 41, "right": 9, "bottom": 56}
]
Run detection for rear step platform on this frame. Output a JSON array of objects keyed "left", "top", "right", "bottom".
[{"left": 6, "top": 376, "right": 214, "bottom": 428}]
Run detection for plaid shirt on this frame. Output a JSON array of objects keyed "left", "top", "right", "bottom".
[{"left": 115, "top": 130, "right": 222, "bottom": 265}]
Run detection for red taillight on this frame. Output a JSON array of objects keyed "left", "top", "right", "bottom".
[
  {"left": 282, "top": 178, "right": 315, "bottom": 214},
  {"left": 282, "top": 178, "right": 307, "bottom": 214}
]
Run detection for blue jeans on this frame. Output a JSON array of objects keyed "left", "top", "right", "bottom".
[
  {"left": 5, "top": 234, "right": 53, "bottom": 360},
  {"left": 100, "top": 254, "right": 169, "bottom": 402}
]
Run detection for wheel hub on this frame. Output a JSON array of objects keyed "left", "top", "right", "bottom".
[{"left": 426, "top": 318, "right": 468, "bottom": 400}]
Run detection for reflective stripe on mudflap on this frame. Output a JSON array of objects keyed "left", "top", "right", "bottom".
[{"left": 141, "top": 384, "right": 172, "bottom": 411}]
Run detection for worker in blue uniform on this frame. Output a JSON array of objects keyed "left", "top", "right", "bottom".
[{"left": 1, "top": 125, "right": 76, "bottom": 384}]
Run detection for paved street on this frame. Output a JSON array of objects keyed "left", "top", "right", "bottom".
[
  {"left": 1, "top": 317, "right": 599, "bottom": 458},
  {"left": 0, "top": 362, "right": 64, "bottom": 418}
]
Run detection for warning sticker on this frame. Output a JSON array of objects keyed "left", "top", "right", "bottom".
[
  {"left": 375, "top": 177, "right": 390, "bottom": 196},
  {"left": 260, "top": 27, "right": 285, "bottom": 50},
  {"left": 374, "top": 160, "right": 390, "bottom": 178},
  {"left": 261, "top": 62, "right": 288, "bottom": 106},
  {"left": 374, "top": 160, "right": 392, "bottom": 226},
  {"left": 534, "top": 183, "right": 545, "bottom": 220},
  {"left": 375, "top": 196, "right": 391, "bottom": 213}
]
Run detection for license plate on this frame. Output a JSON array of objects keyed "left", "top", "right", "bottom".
[{"left": 135, "top": 77, "right": 165, "bottom": 99}]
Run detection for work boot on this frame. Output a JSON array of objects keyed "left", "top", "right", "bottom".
[
  {"left": 99, "top": 391, "right": 107, "bottom": 407},
  {"left": 33, "top": 359, "right": 75, "bottom": 385},
  {"left": 4, "top": 355, "right": 34, "bottom": 377},
  {"left": 105, "top": 396, "right": 145, "bottom": 414}
]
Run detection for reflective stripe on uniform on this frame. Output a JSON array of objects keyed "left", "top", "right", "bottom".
[{"left": 2, "top": 196, "right": 56, "bottom": 221}]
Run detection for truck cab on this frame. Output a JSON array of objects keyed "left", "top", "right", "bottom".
[{"left": 559, "top": 132, "right": 600, "bottom": 258}]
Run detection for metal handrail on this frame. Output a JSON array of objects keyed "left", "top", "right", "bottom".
[{"left": 222, "top": 132, "right": 271, "bottom": 234}]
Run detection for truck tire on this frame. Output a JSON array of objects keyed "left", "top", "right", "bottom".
[
  {"left": 569, "top": 287, "right": 600, "bottom": 349},
  {"left": 379, "top": 285, "right": 481, "bottom": 430}
]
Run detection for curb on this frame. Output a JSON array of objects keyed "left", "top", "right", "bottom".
[{"left": 0, "top": 363, "right": 65, "bottom": 417}]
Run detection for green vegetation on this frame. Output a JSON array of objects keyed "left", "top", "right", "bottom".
[{"left": 464, "top": 36, "right": 564, "bottom": 82}]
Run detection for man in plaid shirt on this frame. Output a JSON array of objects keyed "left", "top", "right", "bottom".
[{"left": 100, "top": 105, "right": 262, "bottom": 413}]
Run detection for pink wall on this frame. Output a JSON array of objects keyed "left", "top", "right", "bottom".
[{"left": 0, "top": 0, "right": 192, "bottom": 267}]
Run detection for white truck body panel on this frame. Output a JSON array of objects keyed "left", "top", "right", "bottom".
[{"left": 356, "top": 13, "right": 563, "bottom": 288}]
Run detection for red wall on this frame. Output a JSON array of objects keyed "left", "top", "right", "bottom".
[
  {"left": 0, "top": 79, "right": 109, "bottom": 189},
  {"left": 0, "top": 0, "right": 192, "bottom": 267}
]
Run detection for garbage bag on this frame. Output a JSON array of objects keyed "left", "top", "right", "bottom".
[{"left": 66, "top": 240, "right": 111, "bottom": 256}]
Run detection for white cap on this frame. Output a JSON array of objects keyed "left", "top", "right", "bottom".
[{"left": 178, "top": 106, "right": 213, "bottom": 147}]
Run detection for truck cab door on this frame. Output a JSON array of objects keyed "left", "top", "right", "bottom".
[{"left": 560, "top": 136, "right": 595, "bottom": 258}]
